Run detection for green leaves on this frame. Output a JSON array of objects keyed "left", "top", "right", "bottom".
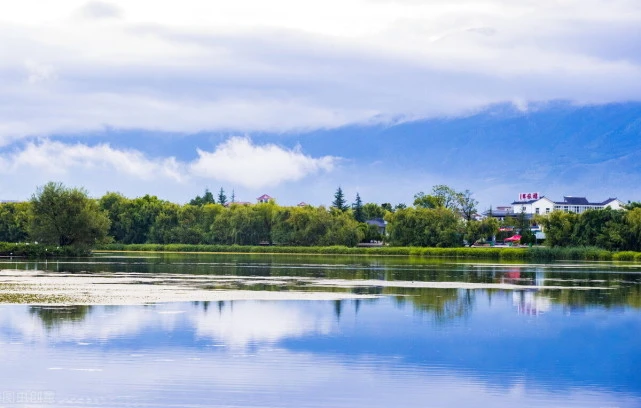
[
  {"left": 386, "top": 207, "right": 464, "bottom": 247},
  {"left": 30, "top": 182, "right": 110, "bottom": 247}
]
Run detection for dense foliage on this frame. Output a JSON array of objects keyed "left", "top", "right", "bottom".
[
  {"left": 29, "top": 182, "right": 110, "bottom": 248},
  {"left": 539, "top": 207, "right": 641, "bottom": 251},
  {"left": 1, "top": 183, "right": 490, "bottom": 250},
  {"left": 5, "top": 182, "right": 641, "bottom": 258}
]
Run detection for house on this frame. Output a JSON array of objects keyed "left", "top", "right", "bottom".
[
  {"left": 365, "top": 218, "right": 387, "bottom": 235},
  {"left": 297, "top": 202, "right": 309, "bottom": 207},
  {"left": 552, "top": 197, "right": 624, "bottom": 214},
  {"left": 511, "top": 196, "right": 556, "bottom": 216},
  {"left": 256, "top": 194, "right": 273, "bottom": 204},
  {"left": 485, "top": 194, "right": 626, "bottom": 219},
  {"left": 484, "top": 194, "right": 627, "bottom": 235}
]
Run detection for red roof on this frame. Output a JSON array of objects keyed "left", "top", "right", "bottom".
[{"left": 504, "top": 235, "right": 521, "bottom": 242}]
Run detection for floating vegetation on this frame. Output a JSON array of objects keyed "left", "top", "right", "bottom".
[{"left": 0, "top": 292, "right": 75, "bottom": 304}]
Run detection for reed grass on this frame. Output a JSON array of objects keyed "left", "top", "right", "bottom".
[
  {"left": 94, "top": 243, "right": 641, "bottom": 262},
  {"left": 0, "top": 243, "right": 91, "bottom": 258}
]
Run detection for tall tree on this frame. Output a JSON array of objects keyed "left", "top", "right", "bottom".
[
  {"left": 202, "top": 189, "right": 215, "bottom": 205},
  {"left": 458, "top": 190, "right": 478, "bottom": 221},
  {"left": 353, "top": 193, "right": 365, "bottom": 222},
  {"left": 332, "top": 187, "right": 348, "bottom": 212},
  {"left": 414, "top": 185, "right": 462, "bottom": 210},
  {"left": 30, "top": 182, "right": 110, "bottom": 247},
  {"left": 517, "top": 210, "right": 535, "bottom": 245},
  {"left": 218, "top": 187, "right": 227, "bottom": 206},
  {"left": 189, "top": 188, "right": 215, "bottom": 206}
]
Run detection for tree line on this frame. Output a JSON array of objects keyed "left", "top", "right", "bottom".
[
  {"left": 3, "top": 181, "right": 639, "bottom": 252},
  {"left": 0, "top": 182, "right": 499, "bottom": 248}
]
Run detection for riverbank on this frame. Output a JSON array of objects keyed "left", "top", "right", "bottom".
[
  {"left": 96, "top": 243, "right": 641, "bottom": 262},
  {"left": 3, "top": 242, "right": 641, "bottom": 262},
  {"left": 0, "top": 242, "right": 91, "bottom": 258}
]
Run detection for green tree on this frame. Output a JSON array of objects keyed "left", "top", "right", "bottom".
[
  {"left": 626, "top": 208, "right": 641, "bottom": 251},
  {"left": 386, "top": 207, "right": 463, "bottom": 247},
  {"left": 573, "top": 208, "right": 628, "bottom": 251},
  {"left": 147, "top": 202, "right": 181, "bottom": 244},
  {"left": 540, "top": 211, "right": 579, "bottom": 247},
  {"left": 30, "top": 182, "right": 110, "bottom": 247},
  {"left": 100, "top": 193, "right": 166, "bottom": 244},
  {"left": 218, "top": 188, "right": 227, "bottom": 206},
  {"left": 190, "top": 188, "right": 215, "bottom": 206},
  {"left": 517, "top": 210, "right": 536, "bottom": 245},
  {"left": 332, "top": 187, "right": 348, "bottom": 212},
  {"left": 363, "top": 203, "right": 387, "bottom": 220},
  {"left": 414, "top": 185, "right": 462, "bottom": 211},
  {"left": 458, "top": 189, "right": 478, "bottom": 221},
  {"left": 0, "top": 201, "right": 31, "bottom": 242},
  {"left": 465, "top": 217, "right": 499, "bottom": 245},
  {"left": 353, "top": 193, "right": 365, "bottom": 222},
  {"left": 413, "top": 192, "right": 444, "bottom": 209}
]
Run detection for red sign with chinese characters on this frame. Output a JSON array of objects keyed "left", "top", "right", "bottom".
[{"left": 519, "top": 192, "right": 540, "bottom": 201}]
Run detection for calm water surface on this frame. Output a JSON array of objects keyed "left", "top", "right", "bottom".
[{"left": 1, "top": 253, "right": 640, "bottom": 407}]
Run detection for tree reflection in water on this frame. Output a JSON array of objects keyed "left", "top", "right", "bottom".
[{"left": 29, "top": 305, "right": 93, "bottom": 330}]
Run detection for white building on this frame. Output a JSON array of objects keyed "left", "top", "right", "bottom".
[
  {"left": 511, "top": 196, "right": 556, "bottom": 216},
  {"left": 511, "top": 196, "right": 625, "bottom": 216}
]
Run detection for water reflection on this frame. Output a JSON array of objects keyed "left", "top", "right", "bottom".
[
  {"left": 30, "top": 306, "right": 93, "bottom": 330},
  {"left": 2, "top": 254, "right": 641, "bottom": 313},
  {"left": 0, "top": 295, "right": 639, "bottom": 407},
  {"left": 1, "top": 255, "right": 641, "bottom": 406}
]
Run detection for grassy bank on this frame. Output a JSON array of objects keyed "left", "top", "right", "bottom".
[
  {"left": 95, "top": 243, "right": 641, "bottom": 262},
  {"left": 0, "top": 243, "right": 92, "bottom": 258}
]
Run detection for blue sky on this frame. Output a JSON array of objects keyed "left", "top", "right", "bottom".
[{"left": 1, "top": 0, "right": 640, "bottom": 209}]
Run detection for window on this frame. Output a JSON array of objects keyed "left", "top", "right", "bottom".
[
  {"left": 564, "top": 206, "right": 569, "bottom": 211},
  {"left": 546, "top": 208, "right": 550, "bottom": 214},
  {"left": 522, "top": 206, "right": 526, "bottom": 212},
  {"left": 535, "top": 208, "right": 540, "bottom": 214},
  {"left": 574, "top": 206, "right": 580, "bottom": 213}
]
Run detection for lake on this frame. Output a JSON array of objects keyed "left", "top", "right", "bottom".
[{"left": 1, "top": 252, "right": 640, "bottom": 407}]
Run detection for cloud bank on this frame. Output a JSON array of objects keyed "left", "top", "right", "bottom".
[
  {"left": 190, "top": 137, "right": 336, "bottom": 188},
  {"left": 0, "top": 137, "right": 337, "bottom": 198},
  {"left": 0, "top": 0, "right": 639, "bottom": 140}
]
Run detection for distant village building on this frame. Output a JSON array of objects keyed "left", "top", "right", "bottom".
[
  {"left": 297, "top": 202, "right": 309, "bottom": 207},
  {"left": 256, "top": 194, "right": 272, "bottom": 204},
  {"left": 365, "top": 218, "right": 387, "bottom": 235},
  {"left": 550, "top": 197, "right": 624, "bottom": 214},
  {"left": 485, "top": 193, "right": 625, "bottom": 220}
]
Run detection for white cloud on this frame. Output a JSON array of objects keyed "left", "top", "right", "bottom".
[
  {"left": 25, "top": 60, "right": 57, "bottom": 84},
  {"left": 0, "top": 137, "right": 337, "bottom": 200},
  {"left": 191, "top": 301, "right": 334, "bottom": 348},
  {"left": 190, "top": 136, "right": 337, "bottom": 188},
  {"left": 0, "top": 0, "right": 639, "bottom": 139},
  {"left": 0, "top": 140, "right": 183, "bottom": 181}
]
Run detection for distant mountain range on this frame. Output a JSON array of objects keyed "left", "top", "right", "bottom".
[{"left": 40, "top": 100, "right": 641, "bottom": 205}]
